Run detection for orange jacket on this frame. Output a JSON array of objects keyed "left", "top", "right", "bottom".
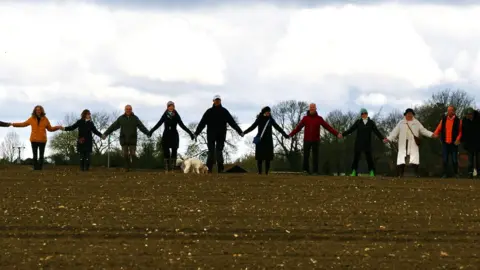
[
  {"left": 13, "top": 116, "right": 59, "bottom": 143},
  {"left": 434, "top": 115, "right": 462, "bottom": 144}
]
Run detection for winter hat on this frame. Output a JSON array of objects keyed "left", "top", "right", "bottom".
[
  {"left": 465, "top": 107, "right": 475, "bottom": 115},
  {"left": 360, "top": 108, "right": 368, "bottom": 114},
  {"left": 213, "top": 95, "right": 221, "bottom": 100},
  {"left": 404, "top": 108, "right": 415, "bottom": 116},
  {"left": 167, "top": 101, "right": 174, "bottom": 107}
]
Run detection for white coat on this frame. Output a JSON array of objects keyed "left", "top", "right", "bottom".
[{"left": 387, "top": 117, "right": 434, "bottom": 165}]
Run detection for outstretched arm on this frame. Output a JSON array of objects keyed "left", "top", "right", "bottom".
[
  {"left": 150, "top": 115, "right": 165, "bottom": 135},
  {"left": 225, "top": 109, "right": 243, "bottom": 135},
  {"left": 91, "top": 122, "right": 103, "bottom": 138},
  {"left": 272, "top": 119, "right": 289, "bottom": 138},
  {"left": 320, "top": 117, "right": 339, "bottom": 136},
  {"left": 195, "top": 110, "right": 209, "bottom": 136},
  {"left": 0, "top": 121, "right": 11, "bottom": 127},
  {"left": 342, "top": 121, "right": 358, "bottom": 137},
  {"left": 177, "top": 114, "right": 195, "bottom": 138},
  {"left": 104, "top": 118, "right": 121, "bottom": 136},
  {"left": 243, "top": 118, "right": 259, "bottom": 135},
  {"left": 418, "top": 122, "right": 434, "bottom": 138},
  {"left": 136, "top": 117, "right": 150, "bottom": 135},
  {"left": 433, "top": 120, "right": 443, "bottom": 136},
  {"left": 289, "top": 117, "right": 305, "bottom": 137},
  {"left": 12, "top": 118, "right": 31, "bottom": 128},
  {"left": 372, "top": 121, "right": 385, "bottom": 140},
  {"left": 64, "top": 120, "right": 80, "bottom": 131},
  {"left": 45, "top": 119, "right": 61, "bottom": 132},
  {"left": 387, "top": 122, "right": 401, "bottom": 141}
]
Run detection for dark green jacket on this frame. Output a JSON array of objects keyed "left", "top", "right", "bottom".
[{"left": 104, "top": 114, "right": 149, "bottom": 146}]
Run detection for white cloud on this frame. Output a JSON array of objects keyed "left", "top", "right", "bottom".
[{"left": 356, "top": 93, "right": 388, "bottom": 106}]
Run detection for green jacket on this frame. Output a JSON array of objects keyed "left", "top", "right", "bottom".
[{"left": 104, "top": 114, "right": 149, "bottom": 146}]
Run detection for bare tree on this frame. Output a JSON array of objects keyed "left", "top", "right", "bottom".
[
  {"left": 49, "top": 113, "right": 78, "bottom": 159},
  {"left": 271, "top": 100, "right": 308, "bottom": 170},
  {"left": 91, "top": 110, "right": 121, "bottom": 154},
  {"left": 0, "top": 131, "right": 22, "bottom": 162},
  {"left": 183, "top": 115, "right": 241, "bottom": 164}
]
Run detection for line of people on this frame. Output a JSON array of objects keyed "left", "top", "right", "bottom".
[{"left": 1, "top": 97, "right": 479, "bottom": 178}]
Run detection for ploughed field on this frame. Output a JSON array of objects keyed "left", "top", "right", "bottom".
[{"left": 1, "top": 166, "right": 480, "bottom": 269}]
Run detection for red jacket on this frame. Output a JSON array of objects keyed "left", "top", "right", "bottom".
[{"left": 289, "top": 112, "right": 339, "bottom": 142}]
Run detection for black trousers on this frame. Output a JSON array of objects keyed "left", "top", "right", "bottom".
[
  {"left": 162, "top": 144, "right": 178, "bottom": 160},
  {"left": 207, "top": 134, "right": 226, "bottom": 173},
  {"left": 303, "top": 141, "right": 319, "bottom": 174},
  {"left": 79, "top": 151, "right": 91, "bottom": 171},
  {"left": 442, "top": 143, "right": 459, "bottom": 175},
  {"left": 31, "top": 142, "right": 46, "bottom": 170},
  {"left": 352, "top": 150, "right": 375, "bottom": 172},
  {"left": 257, "top": 160, "right": 271, "bottom": 174},
  {"left": 467, "top": 150, "right": 480, "bottom": 175}
]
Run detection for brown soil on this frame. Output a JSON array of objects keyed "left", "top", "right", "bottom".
[{"left": 1, "top": 166, "right": 479, "bottom": 269}]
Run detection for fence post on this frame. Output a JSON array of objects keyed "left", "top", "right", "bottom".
[{"left": 107, "top": 135, "right": 111, "bottom": 168}]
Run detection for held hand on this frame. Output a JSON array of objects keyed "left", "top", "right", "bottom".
[
  {"left": 283, "top": 134, "right": 289, "bottom": 139},
  {"left": 454, "top": 140, "right": 460, "bottom": 146},
  {"left": 101, "top": 134, "right": 107, "bottom": 140},
  {"left": 240, "top": 132, "right": 244, "bottom": 137},
  {"left": 432, "top": 133, "right": 439, "bottom": 139},
  {"left": 337, "top": 133, "right": 343, "bottom": 139},
  {"left": 383, "top": 138, "right": 389, "bottom": 143},
  {"left": 190, "top": 134, "right": 195, "bottom": 141},
  {"left": 61, "top": 127, "right": 65, "bottom": 131}
]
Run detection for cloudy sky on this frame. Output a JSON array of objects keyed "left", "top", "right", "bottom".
[{"left": 1, "top": 0, "right": 480, "bottom": 160}]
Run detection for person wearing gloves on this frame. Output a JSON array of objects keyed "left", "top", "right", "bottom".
[
  {"left": 149, "top": 101, "right": 195, "bottom": 172},
  {"left": 289, "top": 103, "right": 342, "bottom": 175},
  {"left": 243, "top": 106, "right": 290, "bottom": 175},
  {"left": 384, "top": 108, "right": 437, "bottom": 177},
  {"left": 342, "top": 108, "right": 386, "bottom": 177},
  {"left": 61, "top": 109, "right": 103, "bottom": 171},
  {"left": 103, "top": 105, "right": 150, "bottom": 171},
  {"left": 0, "top": 121, "right": 11, "bottom": 127},
  {"left": 194, "top": 95, "right": 244, "bottom": 173},
  {"left": 433, "top": 106, "right": 462, "bottom": 178},
  {"left": 461, "top": 107, "right": 480, "bottom": 179},
  {"left": 11, "top": 105, "right": 62, "bottom": 170}
]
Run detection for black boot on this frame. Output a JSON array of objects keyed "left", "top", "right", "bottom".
[
  {"left": 38, "top": 159, "right": 44, "bottom": 170},
  {"left": 84, "top": 156, "right": 90, "bottom": 171},
  {"left": 441, "top": 162, "right": 448, "bottom": 178},
  {"left": 124, "top": 157, "right": 131, "bottom": 172},
  {"left": 169, "top": 159, "right": 176, "bottom": 172},
  {"left": 413, "top": 164, "right": 420, "bottom": 178},
  {"left": 164, "top": 159, "right": 170, "bottom": 173},
  {"left": 32, "top": 159, "right": 38, "bottom": 170},
  {"left": 80, "top": 158, "right": 85, "bottom": 171},
  {"left": 257, "top": 161, "right": 263, "bottom": 175},
  {"left": 397, "top": 165, "right": 405, "bottom": 178},
  {"left": 453, "top": 162, "right": 459, "bottom": 178}
]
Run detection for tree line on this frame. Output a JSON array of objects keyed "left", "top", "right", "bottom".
[{"left": 0, "top": 89, "right": 475, "bottom": 176}]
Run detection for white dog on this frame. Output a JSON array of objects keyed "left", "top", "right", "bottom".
[{"left": 178, "top": 158, "right": 209, "bottom": 174}]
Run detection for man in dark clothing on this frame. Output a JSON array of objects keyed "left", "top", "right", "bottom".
[
  {"left": 342, "top": 108, "right": 385, "bottom": 177},
  {"left": 103, "top": 105, "right": 150, "bottom": 171},
  {"left": 434, "top": 106, "right": 462, "bottom": 178},
  {"left": 289, "top": 103, "right": 342, "bottom": 175},
  {"left": 0, "top": 121, "right": 11, "bottom": 127},
  {"left": 194, "top": 95, "right": 244, "bottom": 173},
  {"left": 461, "top": 107, "right": 480, "bottom": 179}
]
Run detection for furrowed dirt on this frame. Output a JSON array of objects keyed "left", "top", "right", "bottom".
[{"left": 1, "top": 166, "right": 479, "bottom": 269}]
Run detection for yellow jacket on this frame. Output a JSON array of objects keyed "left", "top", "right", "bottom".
[{"left": 13, "top": 116, "right": 59, "bottom": 143}]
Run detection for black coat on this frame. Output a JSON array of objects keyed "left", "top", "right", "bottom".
[
  {"left": 195, "top": 105, "right": 242, "bottom": 139},
  {"left": 461, "top": 110, "right": 480, "bottom": 151},
  {"left": 0, "top": 121, "right": 9, "bottom": 127},
  {"left": 65, "top": 119, "right": 102, "bottom": 153},
  {"left": 342, "top": 118, "right": 384, "bottom": 152},
  {"left": 150, "top": 110, "right": 194, "bottom": 149},
  {"left": 244, "top": 115, "right": 288, "bottom": 161}
]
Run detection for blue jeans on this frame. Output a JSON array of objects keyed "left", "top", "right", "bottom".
[{"left": 442, "top": 143, "right": 458, "bottom": 174}]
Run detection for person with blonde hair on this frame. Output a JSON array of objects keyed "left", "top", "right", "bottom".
[
  {"left": 61, "top": 109, "right": 103, "bottom": 171},
  {"left": 12, "top": 105, "right": 62, "bottom": 170}
]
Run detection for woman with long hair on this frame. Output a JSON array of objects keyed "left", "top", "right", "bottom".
[
  {"left": 149, "top": 101, "right": 195, "bottom": 172},
  {"left": 12, "top": 105, "right": 62, "bottom": 170},
  {"left": 244, "top": 106, "right": 289, "bottom": 175},
  {"left": 62, "top": 109, "right": 103, "bottom": 171}
]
